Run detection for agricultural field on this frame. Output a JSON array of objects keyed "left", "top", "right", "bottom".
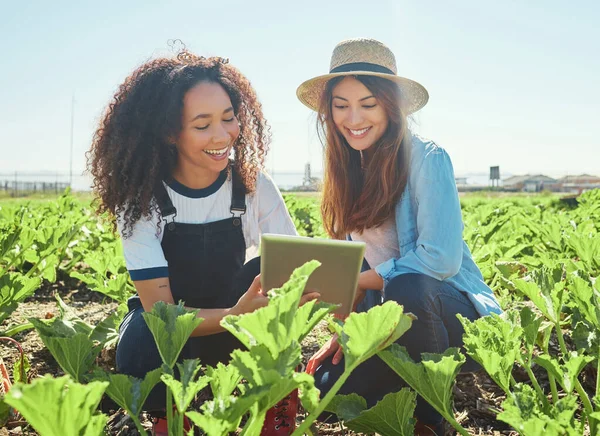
[{"left": 0, "top": 189, "right": 599, "bottom": 435}]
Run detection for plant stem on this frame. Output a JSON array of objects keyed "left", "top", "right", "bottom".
[
  {"left": 523, "top": 362, "right": 549, "bottom": 411},
  {"left": 292, "top": 366, "right": 355, "bottom": 436},
  {"left": 575, "top": 381, "right": 594, "bottom": 418},
  {"left": 128, "top": 412, "right": 147, "bottom": 436},
  {"left": 596, "top": 345, "right": 600, "bottom": 405},
  {"left": 240, "top": 409, "right": 266, "bottom": 436},
  {"left": 548, "top": 374, "right": 559, "bottom": 404},
  {"left": 167, "top": 389, "right": 173, "bottom": 434},
  {"left": 1, "top": 322, "right": 34, "bottom": 338},
  {"left": 555, "top": 322, "right": 593, "bottom": 416},
  {"left": 0, "top": 337, "right": 26, "bottom": 382},
  {"left": 446, "top": 416, "right": 471, "bottom": 436}
]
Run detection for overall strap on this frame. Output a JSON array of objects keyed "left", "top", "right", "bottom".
[
  {"left": 230, "top": 167, "right": 247, "bottom": 218},
  {"left": 155, "top": 181, "right": 177, "bottom": 222}
]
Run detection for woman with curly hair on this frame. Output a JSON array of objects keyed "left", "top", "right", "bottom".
[
  {"left": 297, "top": 38, "right": 502, "bottom": 435},
  {"left": 88, "top": 48, "right": 314, "bottom": 434}
]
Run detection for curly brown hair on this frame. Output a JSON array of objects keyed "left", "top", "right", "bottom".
[{"left": 87, "top": 51, "right": 270, "bottom": 237}]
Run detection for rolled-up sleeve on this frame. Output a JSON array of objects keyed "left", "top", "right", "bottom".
[{"left": 375, "top": 146, "right": 464, "bottom": 284}]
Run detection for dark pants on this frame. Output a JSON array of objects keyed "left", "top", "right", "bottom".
[
  {"left": 115, "top": 257, "right": 261, "bottom": 412},
  {"left": 313, "top": 273, "right": 480, "bottom": 425}
]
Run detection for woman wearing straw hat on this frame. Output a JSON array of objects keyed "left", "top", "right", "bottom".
[{"left": 298, "top": 38, "right": 502, "bottom": 434}]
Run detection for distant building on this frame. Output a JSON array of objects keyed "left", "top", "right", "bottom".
[
  {"left": 557, "top": 174, "right": 600, "bottom": 194},
  {"left": 502, "top": 174, "right": 559, "bottom": 192}
]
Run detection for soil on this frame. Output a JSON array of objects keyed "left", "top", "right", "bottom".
[{"left": 0, "top": 280, "right": 573, "bottom": 436}]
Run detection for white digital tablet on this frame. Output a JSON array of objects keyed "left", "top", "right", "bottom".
[{"left": 260, "top": 233, "right": 366, "bottom": 316}]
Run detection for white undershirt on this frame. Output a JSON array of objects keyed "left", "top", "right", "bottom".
[
  {"left": 350, "top": 214, "right": 400, "bottom": 269},
  {"left": 117, "top": 171, "right": 298, "bottom": 279}
]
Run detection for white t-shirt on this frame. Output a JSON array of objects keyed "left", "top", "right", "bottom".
[
  {"left": 117, "top": 171, "right": 298, "bottom": 281},
  {"left": 350, "top": 214, "right": 400, "bottom": 270}
]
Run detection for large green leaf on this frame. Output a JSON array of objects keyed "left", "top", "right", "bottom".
[
  {"left": 101, "top": 367, "right": 163, "bottom": 416},
  {"left": 28, "top": 321, "right": 99, "bottom": 383},
  {"left": 569, "top": 275, "right": 600, "bottom": 330},
  {"left": 221, "top": 261, "right": 329, "bottom": 358},
  {"left": 161, "top": 359, "right": 210, "bottom": 414},
  {"left": 142, "top": 301, "right": 202, "bottom": 369},
  {"left": 378, "top": 345, "right": 465, "bottom": 425},
  {"left": 4, "top": 375, "right": 108, "bottom": 436},
  {"left": 497, "top": 384, "right": 581, "bottom": 436},
  {"left": 326, "top": 390, "right": 416, "bottom": 435},
  {"left": 338, "top": 301, "right": 414, "bottom": 370},
  {"left": 0, "top": 273, "right": 41, "bottom": 324},
  {"left": 534, "top": 352, "right": 594, "bottom": 395},
  {"left": 189, "top": 388, "right": 265, "bottom": 436},
  {"left": 206, "top": 362, "right": 241, "bottom": 398},
  {"left": 512, "top": 266, "right": 565, "bottom": 323},
  {"left": 458, "top": 313, "right": 521, "bottom": 394}
]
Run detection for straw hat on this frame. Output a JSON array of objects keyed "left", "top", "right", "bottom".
[{"left": 297, "top": 38, "right": 429, "bottom": 114}]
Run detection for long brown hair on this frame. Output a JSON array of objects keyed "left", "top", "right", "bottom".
[
  {"left": 317, "top": 75, "right": 411, "bottom": 239},
  {"left": 87, "top": 51, "right": 270, "bottom": 237}
]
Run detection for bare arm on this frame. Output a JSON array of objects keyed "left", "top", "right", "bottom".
[
  {"left": 358, "top": 269, "right": 384, "bottom": 292},
  {"left": 133, "top": 277, "right": 240, "bottom": 337}
]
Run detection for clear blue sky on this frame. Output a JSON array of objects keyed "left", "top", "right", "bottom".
[{"left": 1, "top": 0, "right": 598, "bottom": 182}]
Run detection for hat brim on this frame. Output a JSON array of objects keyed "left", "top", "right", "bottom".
[{"left": 296, "top": 71, "right": 429, "bottom": 114}]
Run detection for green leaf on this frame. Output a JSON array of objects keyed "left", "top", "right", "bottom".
[
  {"left": 512, "top": 265, "right": 565, "bottom": 323},
  {"left": 230, "top": 345, "right": 303, "bottom": 409},
  {"left": 519, "top": 307, "right": 544, "bottom": 360},
  {"left": 39, "top": 254, "right": 59, "bottom": 282},
  {"left": 534, "top": 352, "right": 594, "bottom": 394},
  {"left": 13, "top": 354, "right": 30, "bottom": 384},
  {"left": 205, "top": 362, "right": 241, "bottom": 398},
  {"left": 330, "top": 390, "right": 417, "bottom": 436},
  {"left": 378, "top": 345, "right": 465, "bottom": 425},
  {"left": 4, "top": 375, "right": 108, "bottom": 436},
  {"left": 142, "top": 301, "right": 202, "bottom": 369},
  {"left": 569, "top": 275, "right": 600, "bottom": 330},
  {"left": 458, "top": 313, "right": 521, "bottom": 393},
  {"left": 101, "top": 367, "right": 163, "bottom": 417},
  {"left": 54, "top": 294, "right": 94, "bottom": 335},
  {"left": 186, "top": 410, "right": 235, "bottom": 436},
  {"left": 339, "top": 301, "right": 414, "bottom": 370},
  {"left": 89, "top": 311, "right": 122, "bottom": 348},
  {"left": 0, "top": 273, "right": 41, "bottom": 324},
  {"left": 497, "top": 384, "right": 580, "bottom": 435},
  {"left": 189, "top": 393, "right": 258, "bottom": 436},
  {"left": 221, "top": 260, "right": 323, "bottom": 357},
  {"left": 572, "top": 321, "right": 598, "bottom": 352},
  {"left": 29, "top": 319, "right": 99, "bottom": 383},
  {"left": 495, "top": 261, "right": 527, "bottom": 279},
  {"left": 324, "top": 393, "right": 367, "bottom": 420},
  {"left": 161, "top": 359, "right": 209, "bottom": 414}
]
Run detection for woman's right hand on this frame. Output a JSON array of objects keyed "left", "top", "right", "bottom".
[
  {"left": 231, "top": 275, "right": 321, "bottom": 316},
  {"left": 231, "top": 275, "right": 269, "bottom": 315},
  {"left": 306, "top": 333, "right": 343, "bottom": 375}
]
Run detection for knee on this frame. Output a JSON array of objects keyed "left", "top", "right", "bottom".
[
  {"left": 116, "top": 310, "right": 162, "bottom": 377},
  {"left": 384, "top": 273, "right": 441, "bottom": 309}
]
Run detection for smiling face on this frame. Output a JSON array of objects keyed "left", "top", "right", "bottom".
[
  {"left": 331, "top": 76, "right": 389, "bottom": 153},
  {"left": 173, "top": 81, "right": 240, "bottom": 187}
]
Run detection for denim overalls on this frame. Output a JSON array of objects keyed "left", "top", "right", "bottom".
[{"left": 115, "top": 168, "right": 260, "bottom": 411}]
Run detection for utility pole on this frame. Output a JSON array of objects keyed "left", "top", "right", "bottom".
[{"left": 69, "top": 94, "right": 75, "bottom": 188}]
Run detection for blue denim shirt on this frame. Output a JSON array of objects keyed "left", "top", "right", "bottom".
[{"left": 373, "top": 134, "right": 502, "bottom": 317}]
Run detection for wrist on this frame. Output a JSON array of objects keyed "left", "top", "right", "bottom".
[{"left": 227, "top": 305, "right": 240, "bottom": 317}]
